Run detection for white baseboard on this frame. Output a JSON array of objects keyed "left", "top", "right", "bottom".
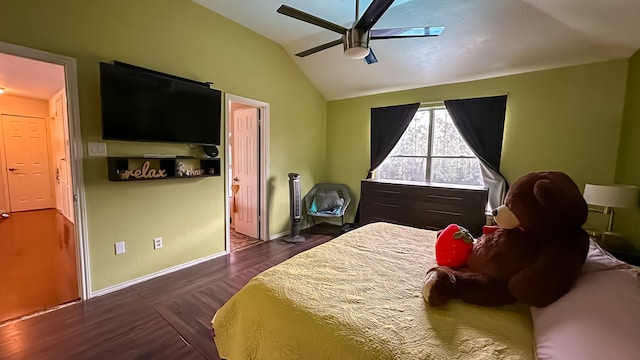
[
  {"left": 269, "top": 230, "right": 289, "bottom": 240},
  {"left": 90, "top": 251, "right": 227, "bottom": 298},
  {"left": 270, "top": 221, "right": 320, "bottom": 240}
]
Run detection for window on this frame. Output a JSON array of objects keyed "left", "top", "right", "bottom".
[{"left": 375, "top": 107, "right": 484, "bottom": 186}]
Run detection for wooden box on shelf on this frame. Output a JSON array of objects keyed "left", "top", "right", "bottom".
[{"left": 107, "top": 156, "right": 220, "bottom": 182}]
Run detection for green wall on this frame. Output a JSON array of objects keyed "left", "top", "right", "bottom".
[
  {"left": 0, "top": 0, "right": 327, "bottom": 291},
  {"left": 615, "top": 49, "right": 640, "bottom": 248},
  {"left": 327, "top": 60, "right": 629, "bottom": 224}
]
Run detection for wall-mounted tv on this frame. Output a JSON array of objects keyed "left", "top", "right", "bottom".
[{"left": 100, "top": 61, "right": 221, "bottom": 146}]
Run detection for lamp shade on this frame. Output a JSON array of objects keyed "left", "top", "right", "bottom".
[{"left": 583, "top": 184, "right": 639, "bottom": 208}]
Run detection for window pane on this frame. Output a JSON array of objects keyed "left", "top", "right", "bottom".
[
  {"left": 376, "top": 157, "right": 427, "bottom": 182},
  {"left": 432, "top": 109, "right": 475, "bottom": 157},
  {"left": 388, "top": 110, "right": 430, "bottom": 156},
  {"left": 430, "top": 158, "right": 484, "bottom": 186}
]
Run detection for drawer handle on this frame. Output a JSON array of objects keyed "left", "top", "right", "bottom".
[
  {"left": 427, "top": 194, "right": 463, "bottom": 201},
  {"left": 374, "top": 190, "right": 401, "bottom": 195},
  {"left": 374, "top": 202, "right": 400, "bottom": 208},
  {"left": 426, "top": 209, "right": 462, "bottom": 216}
]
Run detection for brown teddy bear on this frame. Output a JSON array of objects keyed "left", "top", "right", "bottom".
[{"left": 423, "top": 171, "right": 590, "bottom": 307}]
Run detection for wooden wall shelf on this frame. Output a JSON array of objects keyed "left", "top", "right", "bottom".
[{"left": 107, "top": 156, "right": 220, "bottom": 181}]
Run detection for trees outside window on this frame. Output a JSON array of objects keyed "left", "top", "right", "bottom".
[{"left": 376, "top": 107, "right": 484, "bottom": 186}]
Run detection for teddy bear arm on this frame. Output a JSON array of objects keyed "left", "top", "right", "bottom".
[
  {"left": 424, "top": 266, "right": 516, "bottom": 306},
  {"left": 454, "top": 271, "right": 516, "bottom": 306},
  {"left": 508, "top": 249, "right": 583, "bottom": 307}
]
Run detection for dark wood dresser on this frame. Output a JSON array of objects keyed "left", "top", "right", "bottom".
[{"left": 360, "top": 179, "right": 489, "bottom": 236}]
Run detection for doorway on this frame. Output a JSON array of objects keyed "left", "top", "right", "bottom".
[
  {"left": 225, "top": 94, "right": 269, "bottom": 252},
  {"left": 0, "top": 41, "right": 89, "bottom": 322}
]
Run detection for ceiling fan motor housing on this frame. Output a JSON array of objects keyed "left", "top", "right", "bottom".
[{"left": 343, "top": 28, "right": 370, "bottom": 58}]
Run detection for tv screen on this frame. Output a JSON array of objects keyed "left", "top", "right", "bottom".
[{"left": 100, "top": 62, "right": 221, "bottom": 145}]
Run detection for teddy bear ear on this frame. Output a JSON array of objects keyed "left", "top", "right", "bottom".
[{"left": 533, "top": 173, "right": 588, "bottom": 227}]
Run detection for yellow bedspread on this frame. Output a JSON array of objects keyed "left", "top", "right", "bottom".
[{"left": 213, "top": 222, "right": 534, "bottom": 359}]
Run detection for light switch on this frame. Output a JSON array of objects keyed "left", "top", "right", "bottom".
[{"left": 88, "top": 142, "right": 108, "bottom": 157}]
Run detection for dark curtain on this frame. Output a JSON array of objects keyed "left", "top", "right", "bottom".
[
  {"left": 444, "top": 95, "right": 508, "bottom": 209},
  {"left": 353, "top": 103, "right": 420, "bottom": 225}
]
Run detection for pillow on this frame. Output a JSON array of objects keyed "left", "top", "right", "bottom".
[
  {"left": 531, "top": 241, "right": 640, "bottom": 360},
  {"left": 313, "top": 190, "right": 343, "bottom": 212},
  {"left": 309, "top": 198, "right": 318, "bottom": 213}
]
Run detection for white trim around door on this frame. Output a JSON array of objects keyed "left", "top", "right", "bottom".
[
  {"left": 0, "top": 41, "right": 91, "bottom": 300},
  {"left": 225, "top": 93, "right": 270, "bottom": 251}
]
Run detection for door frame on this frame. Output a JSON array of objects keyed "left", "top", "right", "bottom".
[
  {"left": 0, "top": 41, "right": 91, "bottom": 300},
  {"left": 225, "top": 94, "right": 269, "bottom": 250}
]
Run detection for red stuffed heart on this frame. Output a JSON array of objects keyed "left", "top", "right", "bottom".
[{"left": 435, "top": 224, "right": 474, "bottom": 268}]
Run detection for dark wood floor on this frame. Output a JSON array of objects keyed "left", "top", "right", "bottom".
[{"left": 0, "top": 224, "right": 340, "bottom": 360}]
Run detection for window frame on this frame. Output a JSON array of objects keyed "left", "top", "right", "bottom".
[{"left": 374, "top": 105, "right": 480, "bottom": 184}]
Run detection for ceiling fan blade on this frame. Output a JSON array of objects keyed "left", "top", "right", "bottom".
[
  {"left": 371, "top": 26, "right": 445, "bottom": 40},
  {"left": 295, "top": 39, "right": 344, "bottom": 57},
  {"left": 354, "top": 0, "right": 395, "bottom": 31},
  {"left": 364, "top": 48, "right": 378, "bottom": 64},
  {"left": 277, "top": 5, "right": 347, "bottom": 34}
]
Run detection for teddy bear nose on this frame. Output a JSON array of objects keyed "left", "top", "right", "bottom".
[{"left": 492, "top": 208, "right": 498, "bottom": 216}]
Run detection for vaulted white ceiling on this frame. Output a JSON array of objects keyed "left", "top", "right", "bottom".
[
  {"left": 194, "top": 0, "right": 640, "bottom": 100},
  {"left": 1, "top": 1, "right": 639, "bottom": 102}
]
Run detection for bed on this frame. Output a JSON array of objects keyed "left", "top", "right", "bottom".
[
  {"left": 213, "top": 222, "right": 640, "bottom": 359},
  {"left": 212, "top": 222, "right": 535, "bottom": 359}
]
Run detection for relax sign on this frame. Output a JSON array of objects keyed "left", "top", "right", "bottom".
[{"left": 118, "top": 161, "right": 168, "bottom": 180}]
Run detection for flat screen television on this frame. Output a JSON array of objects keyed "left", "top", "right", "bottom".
[{"left": 100, "top": 61, "right": 221, "bottom": 145}]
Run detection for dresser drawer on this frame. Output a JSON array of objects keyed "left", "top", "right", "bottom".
[
  {"left": 361, "top": 181, "right": 406, "bottom": 199},
  {"left": 416, "top": 190, "right": 483, "bottom": 214},
  {"left": 412, "top": 206, "right": 482, "bottom": 235},
  {"left": 361, "top": 198, "right": 409, "bottom": 224},
  {"left": 360, "top": 189, "right": 409, "bottom": 225}
]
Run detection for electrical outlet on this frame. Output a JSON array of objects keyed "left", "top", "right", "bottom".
[
  {"left": 115, "top": 241, "right": 125, "bottom": 255},
  {"left": 153, "top": 237, "right": 163, "bottom": 250}
]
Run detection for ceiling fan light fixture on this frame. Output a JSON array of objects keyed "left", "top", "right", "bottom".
[{"left": 344, "top": 46, "right": 370, "bottom": 59}]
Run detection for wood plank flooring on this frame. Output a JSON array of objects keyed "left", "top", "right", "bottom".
[
  {"left": 0, "top": 209, "right": 79, "bottom": 323},
  {"left": 0, "top": 224, "right": 340, "bottom": 360}
]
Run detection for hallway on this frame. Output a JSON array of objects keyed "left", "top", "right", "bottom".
[{"left": 0, "top": 209, "right": 79, "bottom": 323}]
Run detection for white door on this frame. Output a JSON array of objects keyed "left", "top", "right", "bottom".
[
  {"left": 49, "top": 98, "right": 63, "bottom": 213},
  {"left": 232, "top": 108, "right": 259, "bottom": 238},
  {"left": 2, "top": 115, "right": 54, "bottom": 212},
  {"left": 55, "top": 92, "right": 74, "bottom": 222}
]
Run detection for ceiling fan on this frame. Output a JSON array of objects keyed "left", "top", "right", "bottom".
[{"left": 277, "top": 0, "right": 444, "bottom": 64}]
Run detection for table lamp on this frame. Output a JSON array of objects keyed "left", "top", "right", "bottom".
[{"left": 583, "top": 184, "right": 638, "bottom": 240}]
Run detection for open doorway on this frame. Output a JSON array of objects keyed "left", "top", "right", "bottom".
[
  {"left": 225, "top": 94, "right": 269, "bottom": 252},
  {"left": 0, "top": 42, "right": 89, "bottom": 323}
]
